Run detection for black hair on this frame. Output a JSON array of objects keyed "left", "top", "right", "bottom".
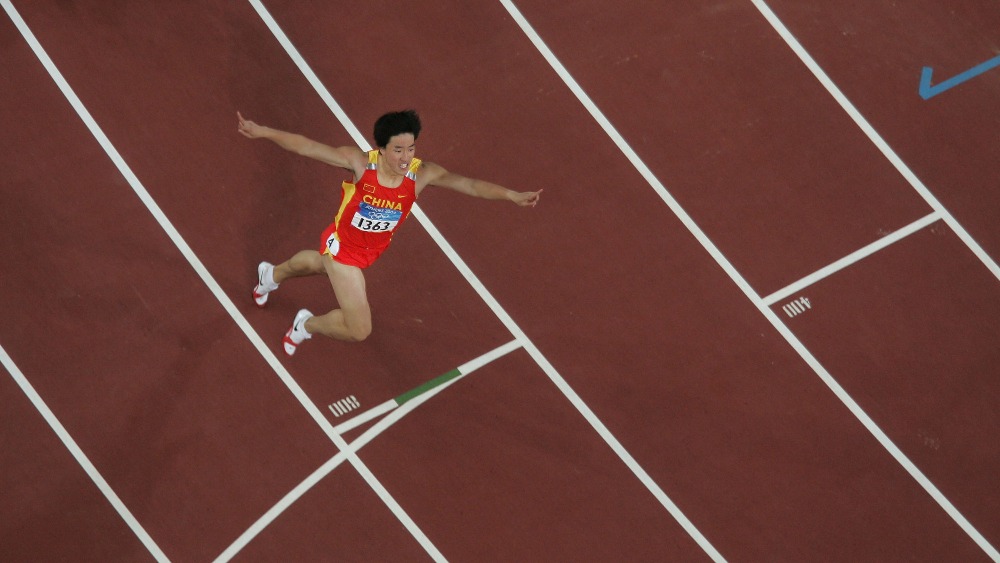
[{"left": 373, "top": 110, "right": 421, "bottom": 148}]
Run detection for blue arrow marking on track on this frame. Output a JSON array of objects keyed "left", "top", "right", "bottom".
[{"left": 919, "top": 54, "right": 1000, "bottom": 100}]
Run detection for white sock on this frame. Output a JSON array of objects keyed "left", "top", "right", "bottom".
[{"left": 263, "top": 264, "right": 278, "bottom": 288}]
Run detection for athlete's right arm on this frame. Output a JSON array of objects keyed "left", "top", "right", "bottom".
[{"left": 237, "top": 112, "right": 365, "bottom": 173}]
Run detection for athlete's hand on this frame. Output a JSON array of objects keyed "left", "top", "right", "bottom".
[
  {"left": 236, "top": 112, "right": 266, "bottom": 139},
  {"left": 511, "top": 189, "right": 542, "bottom": 207}
]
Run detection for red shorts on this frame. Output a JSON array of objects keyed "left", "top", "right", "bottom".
[{"left": 319, "top": 223, "right": 385, "bottom": 269}]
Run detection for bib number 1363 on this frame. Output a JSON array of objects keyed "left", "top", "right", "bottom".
[{"left": 353, "top": 214, "right": 397, "bottom": 232}]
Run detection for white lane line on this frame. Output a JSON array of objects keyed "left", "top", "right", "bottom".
[
  {"left": 0, "top": 344, "right": 169, "bottom": 562},
  {"left": 5, "top": 3, "right": 443, "bottom": 560},
  {"left": 750, "top": 0, "right": 1000, "bottom": 285},
  {"left": 249, "top": 2, "right": 724, "bottom": 561},
  {"left": 501, "top": 0, "right": 1000, "bottom": 560},
  {"left": 762, "top": 212, "right": 941, "bottom": 306}
]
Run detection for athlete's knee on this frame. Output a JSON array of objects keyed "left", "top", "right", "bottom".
[
  {"left": 345, "top": 318, "right": 372, "bottom": 342},
  {"left": 290, "top": 250, "right": 324, "bottom": 274}
]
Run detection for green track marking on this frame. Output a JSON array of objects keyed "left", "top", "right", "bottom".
[
  {"left": 332, "top": 340, "right": 521, "bottom": 436},
  {"left": 394, "top": 368, "right": 462, "bottom": 406}
]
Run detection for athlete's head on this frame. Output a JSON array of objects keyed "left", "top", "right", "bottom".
[{"left": 373, "top": 110, "right": 421, "bottom": 149}]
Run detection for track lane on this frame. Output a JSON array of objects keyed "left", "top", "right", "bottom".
[
  {"left": 224, "top": 465, "right": 432, "bottom": 562},
  {"left": 356, "top": 351, "right": 710, "bottom": 561},
  {"left": 764, "top": 0, "right": 1000, "bottom": 264},
  {"left": 784, "top": 223, "right": 1000, "bottom": 548},
  {"left": 0, "top": 371, "right": 151, "bottom": 561}
]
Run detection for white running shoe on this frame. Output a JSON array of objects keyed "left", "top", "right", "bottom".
[
  {"left": 253, "top": 261, "right": 279, "bottom": 307},
  {"left": 283, "top": 309, "right": 313, "bottom": 356}
]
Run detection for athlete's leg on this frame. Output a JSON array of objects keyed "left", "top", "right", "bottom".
[
  {"left": 303, "top": 254, "right": 373, "bottom": 342},
  {"left": 273, "top": 249, "right": 326, "bottom": 283}
]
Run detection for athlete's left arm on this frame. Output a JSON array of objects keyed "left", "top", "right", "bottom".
[{"left": 419, "top": 161, "right": 541, "bottom": 207}]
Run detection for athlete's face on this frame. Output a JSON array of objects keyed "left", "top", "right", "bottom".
[{"left": 380, "top": 133, "right": 416, "bottom": 175}]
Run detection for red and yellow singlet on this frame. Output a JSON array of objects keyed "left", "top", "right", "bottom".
[{"left": 320, "top": 150, "right": 421, "bottom": 268}]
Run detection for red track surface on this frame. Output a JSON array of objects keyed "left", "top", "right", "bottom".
[{"left": 2, "top": 1, "right": 997, "bottom": 561}]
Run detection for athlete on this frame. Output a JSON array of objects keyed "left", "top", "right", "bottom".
[{"left": 237, "top": 110, "right": 541, "bottom": 356}]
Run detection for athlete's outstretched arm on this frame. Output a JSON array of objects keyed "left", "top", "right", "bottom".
[
  {"left": 237, "top": 112, "right": 365, "bottom": 174},
  {"left": 418, "top": 161, "right": 541, "bottom": 207}
]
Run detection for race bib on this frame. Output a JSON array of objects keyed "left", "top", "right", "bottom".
[{"left": 351, "top": 200, "right": 402, "bottom": 233}]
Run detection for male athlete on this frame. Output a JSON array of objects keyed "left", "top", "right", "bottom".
[{"left": 237, "top": 110, "right": 541, "bottom": 355}]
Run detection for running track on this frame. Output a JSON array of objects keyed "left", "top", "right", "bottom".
[{"left": 2, "top": 1, "right": 998, "bottom": 561}]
